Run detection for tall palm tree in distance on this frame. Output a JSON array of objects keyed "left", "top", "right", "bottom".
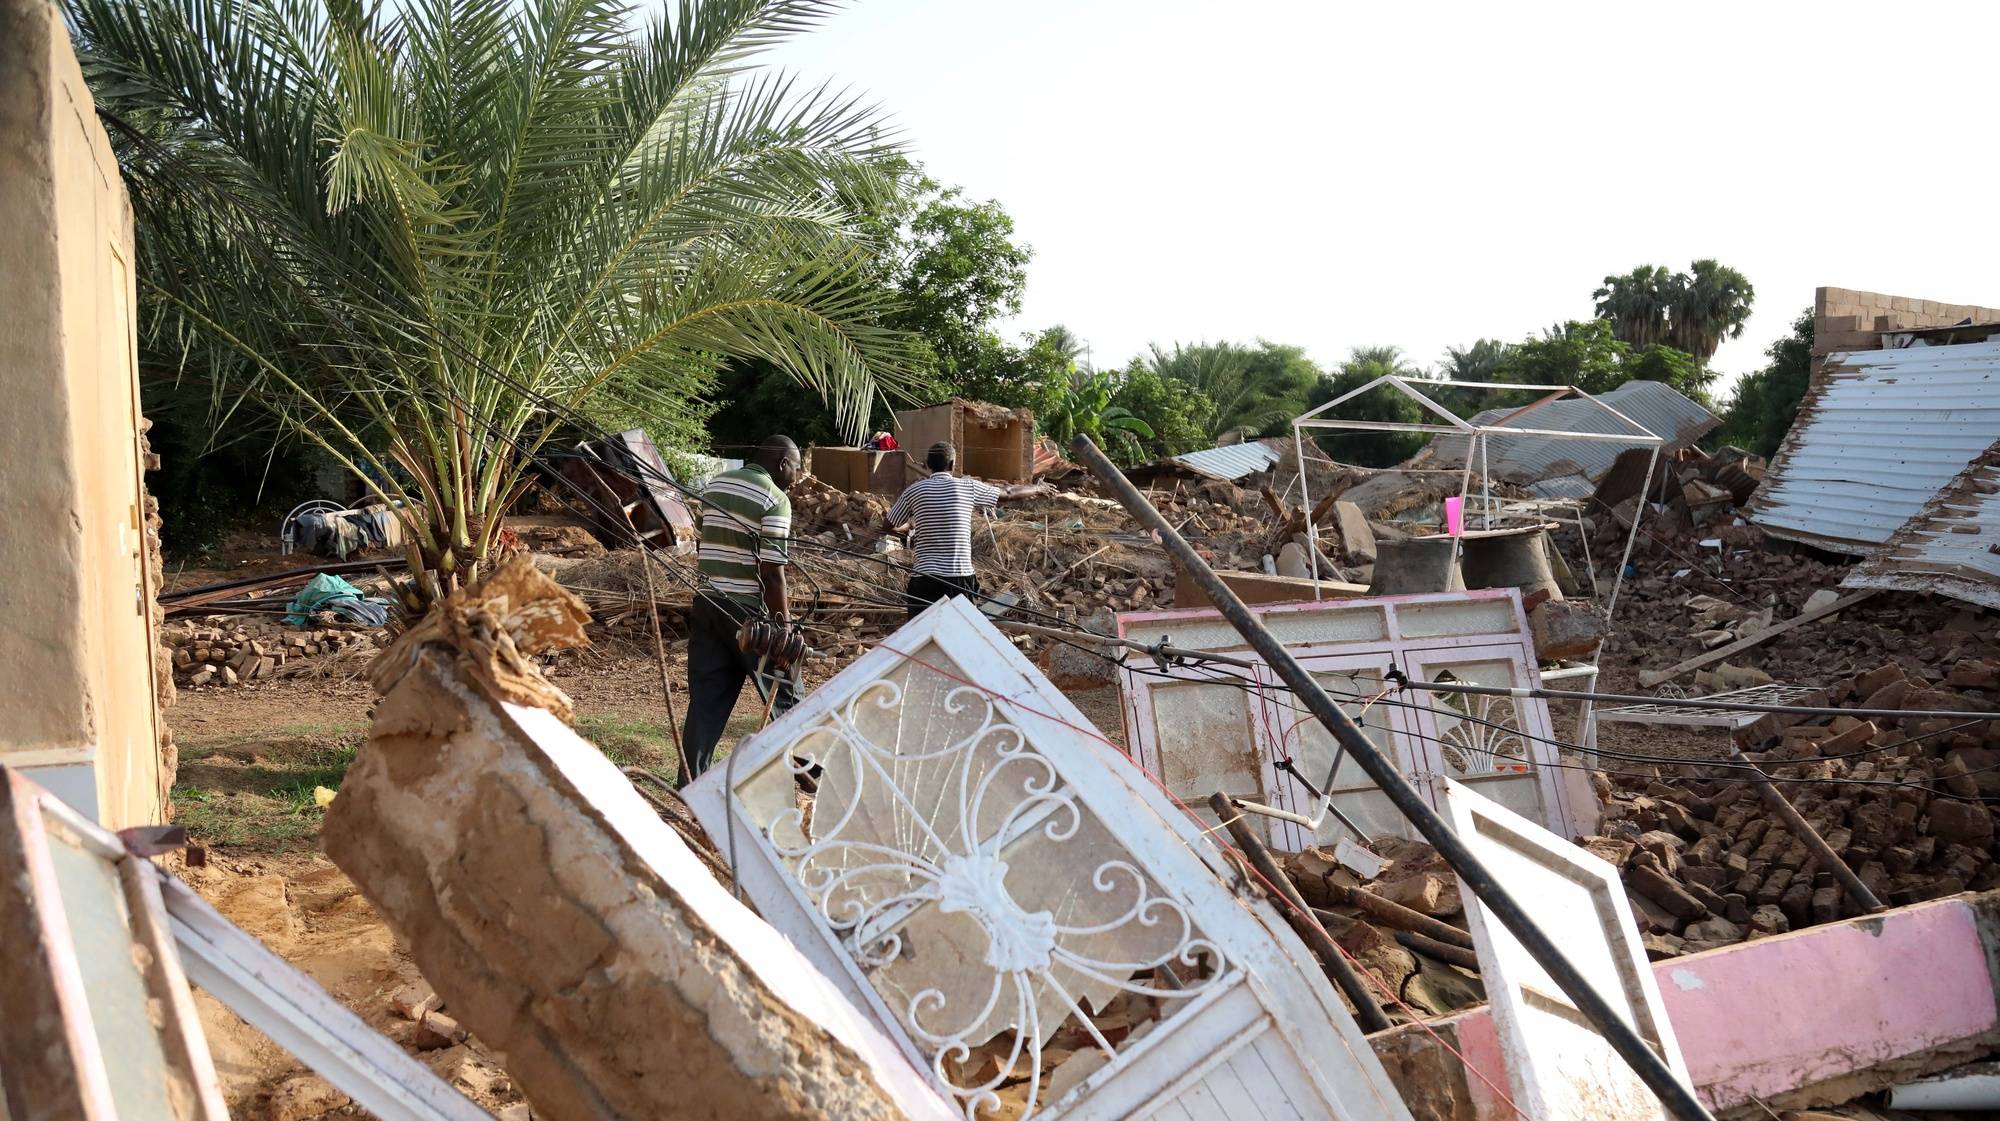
[
  {"left": 1669, "top": 258, "right": 1756, "bottom": 363},
  {"left": 1592, "top": 265, "right": 1676, "bottom": 349},
  {"left": 67, "top": 0, "right": 919, "bottom": 607},
  {"left": 1593, "top": 259, "right": 1755, "bottom": 364}
]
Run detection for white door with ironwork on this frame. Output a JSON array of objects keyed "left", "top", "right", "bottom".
[{"left": 687, "top": 599, "right": 1414, "bottom": 1121}]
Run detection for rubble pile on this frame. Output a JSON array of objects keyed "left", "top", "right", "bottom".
[
  {"left": 1583, "top": 658, "right": 2000, "bottom": 957},
  {"left": 789, "top": 475, "right": 894, "bottom": 546},
  {"left": 1280, "top": 839, "right": 1487, "bottom": 1021},
  {"left": 1599, "top": 523, "right": 2000, "bottom": 685},
  {"left": 165, "top": 617, "right": 383, "bottom": 687}
]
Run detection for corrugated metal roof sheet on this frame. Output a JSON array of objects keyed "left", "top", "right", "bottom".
[
  {"left": 1427, "top": 380, "right": 1718, "bottom": 486},
  {"left": 1169, "top": 439, "right": 1283, "bottom": 481},
  {"left": 1749, "top": 340, "right": 2000, "bottom": 555},
  {"left": 1843, "top": 439, "right": 2000, "bottom": 608}
]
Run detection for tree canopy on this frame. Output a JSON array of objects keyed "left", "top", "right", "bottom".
[
  {"left": 75, "top": 0, "right": 919, "bottom": 603},
  {"left": 1305, "top": 346, "right": 1432, "bottom": 467},
  {"left": 1592, "top": 259, "right": 1756, "bottom": 363},
  {"left": 1144, "top": 339, "right": 1318, "bottom": 443},
  {"left": 1713, "top": 309, "right": 1813, "bottom": 458},
  {"left": 1491, "top": 320, "right": 1710, "bottom": 400}
]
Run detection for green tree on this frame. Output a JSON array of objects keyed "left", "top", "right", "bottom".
[
  {"left": 880, "top": 171, "right": 1034, "bottom": 388},
  {"left": 1438, "top": 338, "right": 1514, "bottom": 382},
  {"left": 1305, "top": 345, "right": 1432, "bottom": 467},
  {"left": 1672, "top": 258, "right": 1757, "bottom": 363},
  {"left": 1592, "top": 265, "right": 1676, "bottom": 349},
  {"left": 1041, "top": 368, "right": 1155, "bottom": 464},
  {"left": 1714, "top": 309, "right": 1812, "bottom": 457},
  {"left": 1592, "top": 259, "right": 1755, "bottom": 363},
  {"left": 75, "top": 0, "right": 920, "bottom": 607},
  {"left": 1107, "top": 359, "right": 1213, "bottom": 458},
  {"left": 1144, "top": 339, "right": 1314, "bottom": 443},
  {"left": 1492, "top": 320, "right": 1712, "bottom": 400}
]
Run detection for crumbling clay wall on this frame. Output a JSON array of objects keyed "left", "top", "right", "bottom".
[
  {"left": 323, "top": 562, "right": 940, "bottom": 1121},
  {"left": 0, "top": 0, "right": 165, "bottom": 828}
]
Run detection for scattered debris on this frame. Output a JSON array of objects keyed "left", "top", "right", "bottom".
[{"left": 165, "top": 617, "right": 383, "bottom": 688}]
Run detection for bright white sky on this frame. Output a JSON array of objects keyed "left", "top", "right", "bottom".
[{"left": 765, "top": 0, "right": 2000, "bottom": 394}]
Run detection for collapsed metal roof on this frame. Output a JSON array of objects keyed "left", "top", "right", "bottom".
[
  {"left": 1427, "top": 380, "right": 1718, "bottom": 496},
  {"left": 1844, "top": 439, "right": 2000, "bottom": 608},
  {"left": 1167, "top": 438, "right": 1283, "bottom": 481},
  {"left": 1749, "top": 340, "right": 2000, "bottom": 554}
]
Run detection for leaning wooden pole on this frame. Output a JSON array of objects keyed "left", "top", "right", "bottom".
[
  {"left": 1074, "top": 435, "right": 1715, "bottom": 1121},
  {"left": 1207, "top": 793, "right": 1391, "bottom": 1032}
]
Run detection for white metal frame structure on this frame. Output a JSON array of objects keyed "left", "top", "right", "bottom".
[
  {"left": 1115, "top": 589, "right": 1586, "bottom": 853},
  {"left": 1440, "top": 779, "right": 1694, "bottom": 1121},
  {"left": 686, "top": 597, "right": 1414, "bottom": 1121},
  {"left": 1290, "top": 377, "right": 1664, "bottom": 624}
]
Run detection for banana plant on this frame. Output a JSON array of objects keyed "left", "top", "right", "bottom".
[{"left": 1041, "top": 367, "right": 1155, "bottom": 464}]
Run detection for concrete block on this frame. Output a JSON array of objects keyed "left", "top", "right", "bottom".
[
  {"left": 324, "top": 561, "right": 950, "bottom": 1121},
  {"left": 1330, "top": 500, "right": 1377, "bottom": 564}
]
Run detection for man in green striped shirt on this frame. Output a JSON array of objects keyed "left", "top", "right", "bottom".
[{"left": 682, "top": 436, "right": 801, "bottom": 777}]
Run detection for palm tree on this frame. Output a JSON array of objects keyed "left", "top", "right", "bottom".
[
  {"left": 68, "top": 0, "right": 920, "bottom": 608},
  {"left": 1592, "top": 265, "right": 1675, "bottom": 349},
  {"left": 1438, "top": 338, "right": 1513, "bottom": 382},
  {"left": 1147, "top": 339, "right": 1317, "bottom": 443},
  {"left": 1668, "top": 258, "right": 1756, "bottom": 362}
]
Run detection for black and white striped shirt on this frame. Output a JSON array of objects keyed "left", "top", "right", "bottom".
[{"left": 887, "top": 474, "right": 1000, "bottom": 577}]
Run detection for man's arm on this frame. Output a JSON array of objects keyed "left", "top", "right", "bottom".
[
  {"left": 758, "top": 561, "right": 789, "bottom": 623},
  {"left": 994, "top": 482, "right": 1053, "bottom": 505},
  {"left": 883, "top": 486, "right": 913, "bottom": 534},
  {"left": 759, "top": 496, "right": 793, "bottom": 622}
]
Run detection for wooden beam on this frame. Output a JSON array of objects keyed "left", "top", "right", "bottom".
[{"left": 1638, "top": 590, "right": 1879, "bottom": 687}]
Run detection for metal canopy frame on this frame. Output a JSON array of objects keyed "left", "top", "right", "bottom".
[{"left": 1288, "top": 376, "right": 1665, "bottom": 627}]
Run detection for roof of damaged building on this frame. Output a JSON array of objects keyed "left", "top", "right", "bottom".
[
  {"left": 1843, "top": 438, "right": 2000, "bottom": 608},
  {"left": 1749, "top": 338, "right": 2000, "bottom": 554},
  {"left": 1423, "top": 380, "right": 1719, "bottom": 497},
  {"left": 1165, "top": 438, "right": 1285, "bottom": 481}
]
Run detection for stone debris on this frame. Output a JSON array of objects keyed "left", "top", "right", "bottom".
[
  {"left": 1281, "top": 838, "right": 1487, "bottom": 1022},
  {"left": 165, "top": 616, "right": 383, "bottom": 688},
  {"left": 1582, "top": 658, "right": 2000, "bottom": 956}
]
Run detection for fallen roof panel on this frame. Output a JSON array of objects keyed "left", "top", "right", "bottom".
[
  {"left": 1428, "top": 381, "right": 1718, "bottom": 486},
  {"left": 1749, "top": 340, "right": 2000, "bottom": 554},
  {"left": 1167, "top": 439, "right": 1283, "bottom": 481},
  {"left": 1844, "top": 439, "right": 2000, "bottom": 608}
]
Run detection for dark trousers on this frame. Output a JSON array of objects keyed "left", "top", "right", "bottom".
[
  {"left": 906, "top": 572, "right": 980, "bottom": 620},
  {"left": 680, "top": 594, "right": 798, "bottom": 780}
]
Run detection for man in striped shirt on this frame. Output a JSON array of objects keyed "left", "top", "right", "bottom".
[
  {"left": 885, "top": 442, "right": 1048, "bottom": 619},
  {"left": 682, "top": 435, "right": 800, "bottom": 778}
]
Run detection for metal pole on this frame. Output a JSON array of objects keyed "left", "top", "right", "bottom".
[
  {"left": 1072, "top": 436, "right": 1715, "bottom": 1121},
  {"left": 1605, "top": 444, "right": 1659, "bottom": 628},
  {"left": 1293, "top": 422, "right": 1321, "bottom": 598}
]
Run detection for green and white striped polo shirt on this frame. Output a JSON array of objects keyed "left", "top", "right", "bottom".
[{"left": 696, "top": 465, "right": 791, "bottom": 602}]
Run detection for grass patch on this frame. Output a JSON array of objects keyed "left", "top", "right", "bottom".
[
  {"left": 171, "top": 730, "right": 362, "bottom": 852},
  {"left": 577, "top": 713, "right": 680, "bottom": 783}
]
